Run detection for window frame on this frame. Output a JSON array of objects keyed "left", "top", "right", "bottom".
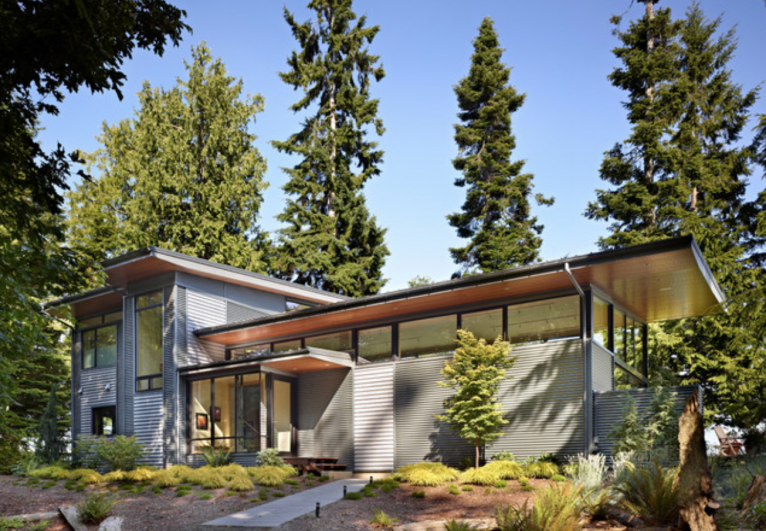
[
  {"left": 92, "top": 405, "right": 116, "bottom": 436},
  {"left": 77, "top": 312, "right": 121, "bottom": 371},
  {"left": 135, "top": 290, "right": 164, "bottom": 392}
]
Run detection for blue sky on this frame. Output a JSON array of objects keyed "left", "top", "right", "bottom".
[{"left": 38, "top": 0, "right": 766, "bottom": 291}]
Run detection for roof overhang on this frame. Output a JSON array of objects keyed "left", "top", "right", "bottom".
[
  {"left": 46, "top": 246, "right": 348, "bottom": 317},
  {"left": 196, "top": 236, "right": 724, "bottom": 347},
  {"left": 179, "top": 347, "right": 354, "bottom": 377}
]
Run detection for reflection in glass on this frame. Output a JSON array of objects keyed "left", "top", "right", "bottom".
[
  {"left": 593, "top": 297, "right": 609, "bottom": 347},
  {"left": 190, "top": 380, "right": 211, "bottom": 443},
  {"left": 274, "top": 380, "right": 292, "bottom": 453},
  {"left": 83, "top": 330, "right": 96, "bottom": 369},
  {"left": 462, "top": 309, "right": 503, "bottom": 343},
  {"left": 137, "top": 305, "right": 163, "bottom": 379},
  {"left": 399, "top": 315, "right": 456, "bottom": 359},
  {"left": 305, "top": 331, "right": 352, "bottom": 351},
  {"left": 97, "top": 325, "right": 117, "bottom": 367},
  {"left": 613, "top": 309, "right": 626, "bottom": 361},
  {"left": 237, "top": 373, "right": 262, "bottom": 453},
  {"left": 273, "top": 339, "right": 301, "bottom": 353},
  {"left": 214, "top": 376, "right": 236, "bottom": 450},
  {"left": 507, "top": 296, "right": 580, "bottom": 343},
  {"left": 358, "top": 326, "right": 392, "bottom": 363}
]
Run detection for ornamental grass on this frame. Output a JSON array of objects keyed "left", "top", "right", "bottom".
[
  {"left": 227, "top": 475, "right": 255, "bottom": 492},
  {"left": 524, "top": 461, "right": 560, "bottom": 479},
  {"left": 484, "top": 460, "right": 525, "bottom": 480},
  {"left": 153, "top": 470, "right": 181, "bottom": 488},
  {"left": 124, "top": 468, "right": 155, "bottom": 482},
  {"left": 459, "top": 466, "right": 501, "bottom": 486},
  {"left": 103, "top": 471, "right": 126, "bottom": 482},
  {"left": 395, "top": 462, "right": 460, "bottom": 487},
  {"left": 247, "top": 466, "right": 292, "bottom": 487}
]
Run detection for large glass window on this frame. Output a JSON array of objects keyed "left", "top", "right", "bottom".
[
  {"left": 273, "top": 339, "right": 301, "bottom": 353},
  {"left": 189, "top": 373, "right": 266, "bottom": 454},
  {"left": 79, "top": 311, "right": 120, "bottom": 370},
  {"left": 462, "top": 309, "right": 503, "bottom": 343},
  {"left": 305, "top": 331, "right": 352, "bottom": 352},
  {"left": 229, "top": 344, "right": 270, "bottom": 360},
  {"left": 358, "top": 326, "right": 392, "bottom": 363},
  {"left": 507, "top": 296, "right": 580, "bottom": 343},
  {"left": 593, "top": 297, "right": 610, "bottom": 348},
  {"left": 399, "top": 315, "right": 457, "bottom": 359},
  {"left": 136, "top": 291, "right": 163, "bottom": 391},
  {"left": 613, "top": 308, "right": 626, "bottom": 361}
]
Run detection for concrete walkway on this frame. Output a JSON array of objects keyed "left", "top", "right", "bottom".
[{"left": 202, "top": 478, "right": 369, "bottom": 528}]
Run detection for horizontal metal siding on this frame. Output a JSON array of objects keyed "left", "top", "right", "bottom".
[
  {"left": 490, "top": 340, "right": 585, "bottom": 461},
  {"left": 134, "top": 392, "right": 164, "bottom": 467},
  {"left": 592, "top": 343, "right": 613, "bottom": 392},
  {"left": 227, "top": 301, "right": 267, "bottom": 324},
  {"left": 594, "top": 385, "right": 702, "bottom": 457},
  {"left": 79, "top": 367, "right": 118, "bottom": 435},
  {"left": 163, "top": 285, "right": 176, "bottom": 467},
  {"left": 122, "top": 297, "right": 135, "bottom": 435},
  {"left": 297, "top": 369, "right": 354, "bottom": 467},
  {"left": 394, "top": 357, "right": 474, "bottom": 469},
  {"left": 186, "top": 290, "right": 226, "bottom": 365},
  {"left": 354, "top": 364, "right": 394, "bottom": 471}
]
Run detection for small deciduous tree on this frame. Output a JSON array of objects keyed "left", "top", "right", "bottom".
[{"left": 436, "top": 329, "right": 515, "bottom": 468}]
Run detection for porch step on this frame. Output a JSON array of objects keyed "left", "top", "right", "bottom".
[{"left": 283, "top": 456, "right": 347, "bottom": 475}]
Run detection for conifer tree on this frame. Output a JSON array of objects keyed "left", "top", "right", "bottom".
[
  {"left": 448, "top": 18, "right": 551, "bottom": 274},
  {"left": 273, "top": 0, "right": 388, "bottom": 297},
  {"left": 67, "top": 44, "right": 269, "bottom": 273},
  {"left": 436, "top": 330, "right": 515, "bottom": 468}
]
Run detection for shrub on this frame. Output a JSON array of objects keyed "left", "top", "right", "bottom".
[
  {"left": 525, "top": 461, "right": 560, "bottom": 479},
  {"left": 103, "top": 471, "right": 125, "bottom": 483},
  {"left": 484, "top": 460, "right": 524, "bottom": 480},
  {"left": 751, "top": 501, "right": 766, "bottom": 529},
  {"left": 344, "top": 491, "right": 363, "bottom": 500},
  {"left": 80, "top": 472, "right": 104, "bottom": 485},
  {"left": 369, "top": 509, "right": 398, "bottom": 528},
  {"left": 10, "top": 455, "right": 42, "bottom": 476},
  {"left": 444, "top": 520, "right": 481, "bottom": 531},
  {"left": 70, "top": 468, "right": 98, "bottom": 480},
  {"left": 461, "top": 484, "right": 473, "bottom": 492},
  {"left": 537, "top": 451, "right": 558, "bottom": 464},
  {"left": 519, "top": 476, "right": 529, "bottom": 487},
  {"left": 77, "top": 493, "right": 118, "bottom": 524},
  {"left": 272, "top": 492, "right": 286, "bottom": 498},
  {"left": 199, "top": 492, "right": 213, "bottom": 500},
  {"left": 248, "top": 465, "right": 293, "bottom": 487},
  {"left": 460, "top": 466, "right": 501, "bottom": 486},
  {"left": 552, "top": 475, "right": 566, "bottom": 482},
  {"left": 613, "top": 461, "right": 678, "bottom": 525},
  {"left": 521, "top": 485, "right": 535, "bottom": 492},
  {"left": 495, "top": 480, "right": 508, "bottom": 488},
  {"left": 75, "top": 435, "right": 145, "bottom": 472},
  {"left": 0, "top": 517, "right": 27, "bottom": 531},
  {"left": 447, "top": 484, "right": 460, "bottom": 495},
  {"left": 176, "top": 487, "right": 191, "bottom": 497},
  {"left": 220, "top": 463, "right": 248, "bottom": 480},
  {"left": 565, "top": 454, "right": 607, "bottom": 491},
  {"left": 125, "top": 468, "right": 155, "bottom": 482},
  {"left": 410, "top": 490, "right": 426, "bottom": 498},
  {"left": 395, "top": 462, "right": 460, "bottom": 486},
  {"left": 317, "top": 474, "right": 330, "bottom": 482},
  {"left": 498, "top": 483, "right": 583, "bottom": 531},
  {"left": 492, "top": 451, "right": 517, "bottom": 462},
  {"left": 579, "top": 488, "right": 614, "bottom": 520},
  {"left": 256, "top": 448, "right": 285, "bottom": 467},
  {"left": 201, "top": 445, "right": 231, "bottom": 467},
  {"left": 154, "top": 471, "right": 181, "bottom": 488},
  {"left": 200, "top": 471, "right": 228, "bottom": 489}
]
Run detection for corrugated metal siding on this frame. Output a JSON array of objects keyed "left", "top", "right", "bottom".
[
  {"left": 592, "top": 343, "right": 613, "bottom": 392},
  {"left": 79, "top": 367, "right": 117, "bottom": 435},
  {"left": 134, "top": 392, "right": 164, "bottom": 467},
  {"left": 187, "top": 290, "right": 226, "bottom": 365},
  {"left": 594, "top": 385, "right": 703, "bottom": 457},
  {"left": 71, "top": 335, "right": 81, "bottom": 441},
  {"left": 176, "top": 287, "right": 187, "bottom": 464},
  {"left": 227, "top": 301, "right": 267, "bottom": 324},
  {"left": 394, "top": 357, "right": 474, "bottom": 469},
  {"left": 490, "top": 340, "right": 585, "bottom": 461},
  {"left": 162, "top": 285, "right": 176, "bottom": 466},
  {"left": 297, "top": 369, "right": 354, "bottom": 467},
  {"left": 122, "top": 297, "right": 135, "bottom": 435},
  {"left": 354, "top": 364, "right": 395, "bottom": 471}
]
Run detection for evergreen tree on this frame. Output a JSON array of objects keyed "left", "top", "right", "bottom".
[
  {"left": 590, "top": 2, "right": 764, "bottom": 429},
  {"left": 608, "top": 394, "right": 649, "bottom": 455},
  {"left": 273, "top": 0, "right": 389, "bottom": 297},
  {"left": 436, "top": 330, "right": 515, "bottom": 468},
  {"left": 448, "top": 18, "right": 552, "bottom": 274},
  {"left": 36, "top": 383, "right": 66, "bottom": 464},
  {"left": 67, "top": 44, "right": 269, "bottom": 273}
]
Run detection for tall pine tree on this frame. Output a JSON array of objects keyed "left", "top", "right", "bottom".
[
  {"left": 590, "top": 1, "right": 764, "bottom": 429},
  {"left": 273, "top": 0, "right": 388, "bottom": 297},
  {"left": 67, "top": 44, "right": 269, "bottom": 273},
  {"left": 448, "top": 18, "right": 552, "bottom": 274}
]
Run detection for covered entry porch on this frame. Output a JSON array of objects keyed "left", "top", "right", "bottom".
[{"left": 181, "top": 347, "right": 353, "bottom": 463}]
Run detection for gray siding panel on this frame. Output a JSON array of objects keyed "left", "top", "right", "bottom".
[
  {"left": 394, "top": 357, "right": 474, "bottom": 469},
  {"left": 490, "top": 340, "right": 585, "bottom": 461},
  {"left": 227, "top": 302, "right": 267, "bottom": 324},
  {"left": 163, "top": 285, "right": 176, "bottom": 466},
  {"left": 122, "top": 297, "right": 135, "bottom": 435},
  {"left": 354, "top": 364, "right": 395, "bottom": 471},
  {"left": 297, "top": 369, "right": 354, "bottom": 467},
  {"left": 71, "top": 335, "right": 81, "bottom": 441},
  {"left": 134, "top": 392, "right": 164, "bottom": 467},
  {"left": 592, "top": 343, "right": 613, "bottom": 393},
  {"left": 79, "top": 367, "right": 118, "bottom": 435},
  {"left": 187, "top": 290, "right": 226, "bottom": 365},
  {"left": 176, "top": 287, "right": 187, "bottom": 465},
  {"left": 594, "top": 385, "right": 702, "bottom": 457}
]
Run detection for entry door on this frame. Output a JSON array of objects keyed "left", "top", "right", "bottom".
[{"left": 270, "top": 376, "right": 296, "bottom": 454}]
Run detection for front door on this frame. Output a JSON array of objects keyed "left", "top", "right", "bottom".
[{"left": 269, "top": 375, "right": 296, "bottom": 455}]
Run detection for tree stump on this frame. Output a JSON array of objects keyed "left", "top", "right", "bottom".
[
  {"left": 677, "top": 391, "right": 718, "bottom": 531},
  {"left": 742, "top": 474, "right": 766, "bottom": 509}
]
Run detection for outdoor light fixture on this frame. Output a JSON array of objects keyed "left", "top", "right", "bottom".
[{"left": 77, "top": 387, "right": 83, "bottom": 395}]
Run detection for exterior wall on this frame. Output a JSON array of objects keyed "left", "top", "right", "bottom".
[
  {"left": 78, "top": 367, "right": 118, "bottom": 436},
  {"left": 593, "top": 385, "right": 702, "bottom": 457},
  {"left": 490, "top": 339, "right": 586, "bottom": 460},
  {"left": 119, "top": 296, "right": 135, "bottom": 436},
  {"left": 592, "top": 343, "right": 614, "bottom": 392},
  {"left": 162, "top": 285, "right": 177, "bottom": 466},
  {"left": 227, "top": 301, "right": 268, "bottom": 323},
  {"left": 186, "top": 289, "right": 227, "bottom": 365},
  {"left": 134, "top": 391, "right": 164, "bottom": 466},
  {"left": 394, "top": 357, "right": 474, "bottom": 469},
  {"left": 297, "top": 368, "right": 354, "bottom": 467},
  {"left": 354, "top": 364, "right": 395, "bottom": 472}
]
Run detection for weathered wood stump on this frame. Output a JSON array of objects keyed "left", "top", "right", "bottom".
[
  {"left": 677, "top": 391, "right": 718, "bottom": 531},
  {"left": 742, "top": 474, "right": 766, "bottom": 509}
]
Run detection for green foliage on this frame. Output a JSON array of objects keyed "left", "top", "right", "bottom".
[
  {"left": 448, "top": 17, "right": 552, "bottom": 274},
  {"left": 77, "top": 492, "right": 118, "bottom": 524},
  {"left": 272, "top": 0, "right": 389, "bottom": 297},
  {"left": 495, "top": 480, "right": 508, "bottom": 489},
  {"left": 460, "top": 467, "right": 501, "bottom": 486},
  {"left": 408, "top": 276, "right": 436, "bottom": 288},
  {"left": 484, "top": 460, "right": 524, "bottom": 480},
  {"left": 10, "top": 455, "right": 41, "bottom": 476},
  {"left": 68, "top": 43, "right": 269, "bottom": 274},
  {"left": 256, "top": 448, "right": 285, "bottom": 467},
  {"left": 443, "top": 520, "right": 480, "bottom": 531},
  {"left": 524, "top": 462, "right": 560, "bottom": 479},
  {"left": 410, "top": 490, "right": 426, "bottom": 498},
  {"left": 35, "top": 383, "right": 65, "bottom": 464},
  {"left": 437, "top": 330, "right": 515, "bottom": 467},
  {"left": 317, "top": 474, "right": 330, "bottom": 482},
  {"left": 395, "top": 462, "right": 460, "bottom": 487},
  {"left": 344, "top": 491, "right": 363, "bottom": 500},
  {"left": 613, "top": 461, "right": 678, "bottom": 525},
  {"left": 94, "top": 436, "right": 145, "bottom": 472},
  {"left": 154, "top": 471, "right": 181, "bottom": 488},
  {"left": 0, "top": 517, "right": 26, "bottom": 531},
  {"left": 201, "top": 445, "right": 232, "bottom": 468},
  {"left": 579, "top": 488, "right": 615, "bottom": 520},
  {"left": 564, "top": 454, "right": 607, "bottom": 491},
  {"left": 461, "top": 484, "right": 474, "bottom": 492},
  {"left": 491, "top": 451, "right": 517, "bottom": 462},
  {"left": 496, "top": 483, "right": 583, "bottom": 531},
  {"left": 519, "top": 477, "right": 530, "bottom": 487},
  {"left": 124, "top": 468, "right": 155, "bottom": 483},
  {"left": 247, "top": 466, "right": 294, "bottom": 487},
  {"left": 447, "top": 484, "right": 461, "bottom": 495},
  {"left": 607, "top": 394, "right": 649, "bottom": 455},
  {"left": 751, "top": 502, "right": 766, "bottom": 528},
  {"left": 198, "top": 492, "right": 213, "bottom": 500},
  {"left": 369, "top": 509, "right": 398, "bottom": 528}
]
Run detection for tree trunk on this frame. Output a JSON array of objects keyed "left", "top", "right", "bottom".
[
  {"left": 742, "top": 474, "right": 766, "bottom": 509},
  {"left": 475, "top": 439, "right": 480, "bottom": 469},
  {"left": 677, "top": 391, "right": 719, "bottom": 531}
]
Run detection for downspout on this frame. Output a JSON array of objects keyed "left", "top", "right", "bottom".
[{"left": 564, "top": 263, "right": 592, "bottom": 455}]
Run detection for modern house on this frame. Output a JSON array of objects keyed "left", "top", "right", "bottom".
[{"left": 50, "top": 236, "right": 723, "bottom": 471}]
